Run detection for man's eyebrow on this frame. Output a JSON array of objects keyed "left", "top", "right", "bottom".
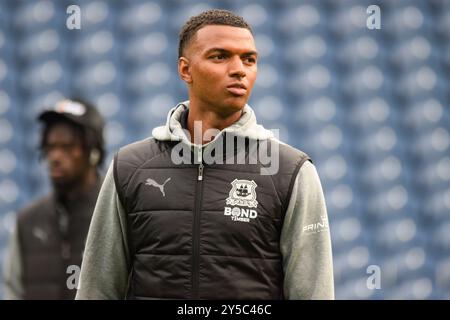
[
  {"left": 241, "top": 51, "right": 258, "bottom": 58},
  {"left": 205, "top": 48, "right": 258, "bottom": 57}
]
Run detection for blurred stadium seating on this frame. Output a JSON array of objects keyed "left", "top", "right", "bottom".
[{"left": 0, "top": 0, "right": 449, "bottom": 299}]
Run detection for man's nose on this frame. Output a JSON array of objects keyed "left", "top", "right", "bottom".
[
  {"left": 47, "top": 148, "right": 64, "bottom": 164},
  {"left": 228, "top": 56, "right": 246, "bottom": 79}
]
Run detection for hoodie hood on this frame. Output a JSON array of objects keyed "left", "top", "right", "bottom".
[{"left": 152, "top": 101, "right": 274, "bottom": 148}]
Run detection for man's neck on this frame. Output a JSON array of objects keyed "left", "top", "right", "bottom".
[
  {"left": 55, "top": 169, "right": 98, "bottom": 202},
  {"left": 187, "top": 102, "right": 243, "bottom": 145}
]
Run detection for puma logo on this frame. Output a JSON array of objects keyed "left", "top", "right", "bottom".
[{"left": 145, "top": 177, "right": 171, "bottom": 197}]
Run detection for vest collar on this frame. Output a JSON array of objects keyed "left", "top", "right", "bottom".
[{"left": 152, "top": 101, "right": 274, "bottom": 148}]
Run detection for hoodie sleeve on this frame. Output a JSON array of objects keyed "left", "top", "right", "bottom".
[
  {"left": 75, "top": 161, "right": 130, "bottom": 300},
  {"left": 280, "top": 161, "right": 335, "bottom": 299},
  {"left": 3, "top": 222, "right": 24, "bottom": 300}
]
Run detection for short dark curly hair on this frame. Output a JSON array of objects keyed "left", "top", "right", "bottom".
[{"left": 178, "top": 9, "right": 252, "bottom": 59}]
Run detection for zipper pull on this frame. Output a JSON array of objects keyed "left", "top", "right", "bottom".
[
  {"left": 197, "top": 146, "right": 202, "bottom": 163},
  {"left": 198, "top": 163, "right": 204, "bottom": 181}
]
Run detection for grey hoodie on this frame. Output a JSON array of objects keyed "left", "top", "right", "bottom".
[{"left": 75, "top": 102, "right": 334, "bottom": 300}]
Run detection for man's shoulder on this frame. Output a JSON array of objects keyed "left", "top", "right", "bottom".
[
  {"left": 118, "top": 137, "right": 155, "bottom": 154},
  {"left": 270, "top": 138, "right": 311, "bottom": 162},
  {"left": 17, "top": 194, "right": 54, "bottom": 221},
  {"left": 115, "top": 137, "right": 172, "bottom": 169}
]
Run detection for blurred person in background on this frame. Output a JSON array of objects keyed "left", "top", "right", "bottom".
[
  {"left": 76, "top": 9, "right": 333, "bottom": 300},
  {"left": 3, "top": 98, "right": 105, "bottom": 299}
]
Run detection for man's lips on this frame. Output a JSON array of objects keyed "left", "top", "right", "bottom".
[
  {"left": 50, "top": 167, "right": 65, "bottom": 178},
  {"left": 226, "top": 83, "right": 247, "bottom": 96}
]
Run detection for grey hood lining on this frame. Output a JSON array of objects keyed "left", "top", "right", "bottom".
[{"left": 151, "top": 101, "right": 275, "bottom": 149}]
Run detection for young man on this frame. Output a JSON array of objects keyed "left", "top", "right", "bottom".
[
  {"left": 76, "top": 9, "right": 334, "bottom": 300},
  {"left": 3, "top": 98, "right": 105, "bottom": 299}
]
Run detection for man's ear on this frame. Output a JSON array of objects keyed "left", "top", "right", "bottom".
[{"left": 178, "top": 57, "right": 192, "bottom": 84}]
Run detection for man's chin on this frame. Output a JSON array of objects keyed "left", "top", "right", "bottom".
[
  {"left": 51, "top": 177, "right": 74, "bottom": 191},
  {"left": 221, "top": 97, "right": 247, "bottom": 113}
]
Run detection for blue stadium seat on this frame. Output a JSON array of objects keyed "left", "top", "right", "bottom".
[
  {"left": 435, "top": 257, "right": 450, "bottom": 293},
  {"left": 71, "top": 30, "right": 117, "bottom": 63},
  {"left": 315, "top": 154, "right": 356, "bottom": 186},
  {"left": 335, "top": 36, "right": 386, "bottom": 69},
  {"left": 0, "top": 178, "right": 27, "bottom": 213},
  {"left": 287, "top": 63, "right": 338, "bottom": 98},
  {"left": 122, "top": 32, "right": 169, "bottom": 66},
  {"left": 335, "top": 275, "right": 381, "bottom": 299},
  {"left": 70, "top": 0, "right": 116, "bottom": 31},
  {"left": 0, "top": 57, "right": 16, "bottom": 92},
  {"left": 118, "top": 1, "right": 166, "bottom": 35},
  {"left": 12, "top": 1, "right": 61, "bottom": 34},
  {"left": 428, "top": 0, "right": 450, "bottom": 11},
  {"left": 125, "top": 61, "right": 174, "bottom": 95},
  {"left": 395, "top": 65, "right": 445, "bottom": 101},
  {"left": 251, "top": 63, "right": 284, "bottom": 98},
  {"left": 129, "top": 93, "right": 176, "bottom": 139},
  {"left": 168, "top": 2, "right": 214, "bottom": 33},
  {"left": 433, "top": 5, "right": 450, "bottom": 39},
  {"left": 373, "top": 218, "right": 426, "bottom": 253},
  {"left": 0, "top": 148, "right": 23, "bottom": 179},
  {"left": 0, "top": 29, "right": 13, "bottom": 61},
  {"left": 17, "top": 29, "right": 61, "bottom": 63},
  {"left": 378, "top": 0, "right": 430, "bottom": 11},
  {"left": 341, "top": 65, "right": 393, "bottom": 99},
  {"left": 422, "top": 187, "right": 450, "bottom": 223},
  {"left": 390, "top": 36, "right": 437, "bottom": 71},
  {"left": 284, "top": 32, "right": 333, "bottom": 71},
  {"left": 24, "top": 157, "right": 51, "bottom": 196},
  {"left": 20, "top": 60, "right": 67, "bottom": 94},
  {"left": 360, "top": 157, "right": 413, "bottom": 193},
  {"left": 277, "top": 3, "right": 327, "bottom": 39},
  {"left": 403, "top": 98, "right": 448, "bottom": 131},
  {"left": 251, "top": 94, "right": 286, "bottom": 123},
  {"left": 254, "top": 33, "right": 280, "bottom": 64},
  {"left": 0, "top": 91, "right": 20, "bottom": 125},
  {"left": 20, "top": 90, "right": 66, "bottom": 125},
  {"left": 293, "top": 95, "right": 344, "bottom": 132},
  {"left": 73, "top": 60, "right": 118, "bottom": 94},
  {"left": 379, "top": 246, "right": 433, "bottom": 289},
  {"left": 298, "top": 124, "right": 352, "bottom": 161},
  {"left": 0, "top": 118, "right": 20, "bottom": 149},
  {"left": 330, "top": 215, "right": 370, "bottom": 253},
  {"left": 0, "top": 3, "right": 9, "bottom": 29},
  {"left": 410, "top": 126, "right": 450, "bottom": 160},
  {"left": 87, "top": 91, "right": 124, "bottom": 121},
  {"left": 234, "top": 2, "right": 273, "bottom": 35},
  {"left": 354, "top": 126, "right": 407, "bottom": 161},
  {"left": 333, "top": 245, "right": 372, "bottom": 283},
  {"left": 384, "top": 276, "right": 435, "bottom": 299},
  {"left": 349, "top": 96, "right": 397, "bottom": 132},
  {"left": 384, "top": 4, "right": 432, "bottom": 40},
  {"left": 416, "top": 158, "right": 450, "bottom": 192},
  {"left": 429, "top": 220, "right": 450, "bottom": 255},
  {"left": 440, "top": 42, "right": 450, "bottom": 72},
  {"left": 328, "top": 4, "right": 373, "bottom": 39},
  {"left": 324, "top": 180, "right": 362, "bottom": 220}
]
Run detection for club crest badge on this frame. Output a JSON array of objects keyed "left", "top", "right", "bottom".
[{"left": 226, "top": 179, "right": 258, "bottom": 208}]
